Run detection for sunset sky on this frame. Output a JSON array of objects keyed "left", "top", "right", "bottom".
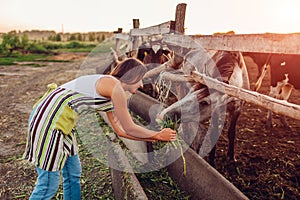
[{"left": 1, "top": 0, "right": 300, "bottom": 35}]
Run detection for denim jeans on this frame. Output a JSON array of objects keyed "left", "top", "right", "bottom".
[{"left": 30, "top": 155, "right": 82, "bottom": 200}]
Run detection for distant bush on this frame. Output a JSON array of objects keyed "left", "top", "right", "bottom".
[
  {"left": 19, "top": 34, "right": 29, "bottom": 50},
  {"left": 1, "top": 32, "right": 20, "bottom": 55},
  {"left": 25, "top": 43, "right": 49, "bottom": 54},
  {"left": 63, "top": 41, "right": 96, "bottom": 50},
  {"left": 0, "top": 33, "right": 98, "bottom": 56},
  {"left": 48, "top": 34, "right": 62, "bottom": 42},
  {"left": 42, "top": 42, "right": 63, "bottom": 50},
  {"left": 64, "top": 41, "right": 83, "bottom": 49}
]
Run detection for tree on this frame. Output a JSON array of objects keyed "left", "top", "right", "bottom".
[
  {"left": 1, "top": 32, "right": 20, "bottom": 55},
  {"left": 48, "top": 35, "right": 53, "bottom": 41},
  {"left": 55, "top": 34, "right": 62, "bottom": 41},
  {"left": 88, "top": 33, "right": 95, "bottom": 42},
  {"left": 69, "top": 34, "right": 77, "bottom": 41},
  {"left": 101, "top": 34, "right": 106, "bottom": 41},
  {"left": 20, "top": 34, "right": 29, "bottom": 48},
  {"left": 77, "top": 34, "right": 83, "bottom": 41}
]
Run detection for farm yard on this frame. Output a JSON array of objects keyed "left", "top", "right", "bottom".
[
  {"left": 1, "top": 3, "right": 300, "bottom": 199},
  {"left": 0, "top": 47, "right": 299, "bottom": 199}
]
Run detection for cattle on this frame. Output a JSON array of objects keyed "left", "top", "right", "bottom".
[
  {"left": 267, "top": 74, "right": 294, "bottom": 128},
  {"left": 96, "top": 40, "right": 175, "bottom": 103},
  {"left": 98, "top": 40, "right": 172, "bottom": 74},
  {"left": 157, "top": 49, "right": 250, "bottom": 166},
  {"left": 135, "top": 41, "right": 174, "bottom": 99},
  {"left": 243, "top": 52, "right": 272, "bottom": 81},
  {"left": 137, "top": 41, "right": 171, "bottom": 65},
  {"left": 243, "top": 52, "right": 299, "bottom": 128}
]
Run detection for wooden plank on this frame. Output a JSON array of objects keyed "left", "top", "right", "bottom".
[
  {"left": 130, "top": 21, "right": 173, "bottom": 36},
  {"left": 190, "top": 71, "right": 300, "bottom": 120},
  {"left": 157, "top": 71, "right": 300, "bottom": 120},
  {"left": 114, "top": 33, "right": 129, "bottom": 40},
  {"left": 163, "top": 33, "right": 300, "bottom": 54},
  {"left": 155, "top": 71, "right": 300, "bottom": 120},
  {"left": 153, "top": 71, "right": 300, "bottom": 121},
  {"left": 114, "top": 21, "right": 174, "bottom": 40}
]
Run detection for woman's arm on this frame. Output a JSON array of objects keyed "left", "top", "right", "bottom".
[
  {"left": 106, "top": 112, "right": 156, "bottom": 142},
  {"left": 97, "top": 77, "right": 176, "bottom": 141}
]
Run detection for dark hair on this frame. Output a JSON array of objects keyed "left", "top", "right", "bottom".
[{"left": 110, "top": 58, "right": 147, "bottom": 84}]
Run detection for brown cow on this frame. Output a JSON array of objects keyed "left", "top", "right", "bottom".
[
  {"left": 243, "top": 52, "right": 298, "bottom": 128},
  {"left": 267, "top": 74, "right": 294, "bottom": 128}
]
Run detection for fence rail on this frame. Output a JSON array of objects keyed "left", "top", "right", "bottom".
[
  {"left": 190, "top": 71, "right": 300, "bottom": 120},
  {"left": 113, "top": 12, "right": 300, "bottom": 121},
  {"left": 115, "top": 25, "right": 300, "bottom": 55}
]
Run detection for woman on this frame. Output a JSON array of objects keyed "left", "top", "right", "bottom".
[{"left": 24, "top": 58, "right": 176, "bottom": 199}]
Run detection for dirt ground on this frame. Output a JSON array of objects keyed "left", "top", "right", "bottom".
[
  {"left": 214, "top": 56, "right": 300, "bottom": 199},
  {"left": 0, "top": 53, "right": 299, "bottom": 199},
  {"left": 0, "top": 53, "right": 87, "bottom": 199}
]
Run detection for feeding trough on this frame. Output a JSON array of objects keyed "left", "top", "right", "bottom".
[{"left": 127, "top": 91, "right": 249, "bottom": 200}]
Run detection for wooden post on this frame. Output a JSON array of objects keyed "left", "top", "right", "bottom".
[
  {"left": 133, "top": 19, "right": 140, "bottom": 29},
  {"left": 173, "top": 3, "right": 188, "bottom": 99},
  {"left": 175, "top": 3, "right": 203, "bottom": 154},
  {"left": 174, "top": 3, "right": 187, "bottom": 34},
  {"left": 132, "top": 19, "right": 140, "bottom": 51},
  {"left": 114, "top": 28, "right": 123, "bottom": 55}
]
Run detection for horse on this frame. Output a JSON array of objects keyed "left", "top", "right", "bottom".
[{"left": 157, "top": 49, "right": 250, "bottom": 166}]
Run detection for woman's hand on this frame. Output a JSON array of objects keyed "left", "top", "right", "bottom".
[{"left": 154, "top": 128, "right": 177, "bottom": 142}]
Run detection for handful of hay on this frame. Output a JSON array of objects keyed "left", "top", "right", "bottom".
[{"left": 156, "top": 115, "right": 186, "bottom": 175}]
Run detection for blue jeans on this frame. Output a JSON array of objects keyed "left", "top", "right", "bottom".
[{"left": 30, "top": 155, "right": 82, "bottom": 200}]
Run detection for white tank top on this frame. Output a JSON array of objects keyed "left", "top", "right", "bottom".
[{"left": 60, "top": 74, "right": 114, "bottom": 99}]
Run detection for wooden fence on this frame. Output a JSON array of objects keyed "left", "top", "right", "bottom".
[{"left": 113, "top": 3, "right": 300, "bottom": 121}]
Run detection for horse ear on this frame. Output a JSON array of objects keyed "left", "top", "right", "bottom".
[
  {"left": 130, "top": 49, "right": 138, "bottom": 58},
  {"left": 125, "top": 49, "right": 138, "bottom": 59},
  {"left": 110, "top": 47, "right": 120, "bottom": 63}
]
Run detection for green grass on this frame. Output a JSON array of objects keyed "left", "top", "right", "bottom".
[
  {"left": 19, "top": 63, "right": 47, "bottom": 67},
  {"left": 88, "top": 39, "right": 116, "bottom": 56},
  {"left": 136, "top": 169, "right": 190, "bottom": 200},
  {"left": 73, "top": 112, "right": 190, "bottom": 199},
  {"left": 54, "top": 48, "right": 95, "bottom": 53},
  {"left": 0, "top": 54, "right": 48, "bottom": 65},
  {"left": 0, "top": 38, "right": 115, "bottom": 66}
]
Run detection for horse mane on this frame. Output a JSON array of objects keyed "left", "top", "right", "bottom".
[{"left": 212, "top": 51, "right": 239, "bottom": 83}]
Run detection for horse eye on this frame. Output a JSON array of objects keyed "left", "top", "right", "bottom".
[{"left": 200, "top": 101, "right": 209, "bottom": 106}]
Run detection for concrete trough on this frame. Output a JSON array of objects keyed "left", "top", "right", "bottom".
[
  {"left": 167, "top": 148, "right": 248, "bottom": 200},
  {"left": 98, "top": 112, "right": 148, "bottom": 199},
  {"left": 128, "top": 90, "right": 249, "bottom": 200},
  {"left": 108, "top": 143, "right": 148, "bottom": 200}
]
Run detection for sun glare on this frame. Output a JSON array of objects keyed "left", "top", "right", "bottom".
[{"left": 275, "top": 1, "right": 300, "bottom": 33}]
